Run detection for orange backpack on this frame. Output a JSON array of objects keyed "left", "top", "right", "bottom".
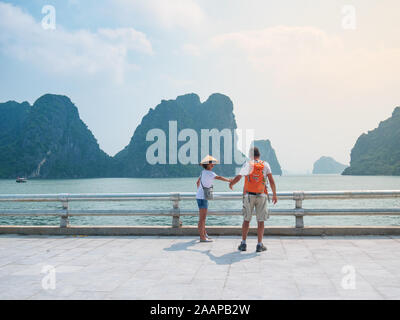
[{"left": 244, "top": 160, "right": 266, "bottom": 194}]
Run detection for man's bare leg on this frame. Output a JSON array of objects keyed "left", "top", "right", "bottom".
[
  {"left": 257, "top": 221, "right": 264, "bottom": 243},
  {"left": 242, "top": 220, "right": 250, "bottom": 241}
]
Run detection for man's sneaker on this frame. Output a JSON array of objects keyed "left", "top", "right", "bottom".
[
  {"left": 256, "top": 243, "right": 267, "bottom": 252},
  {"left": 238, "top": 242, "right": 247, "bottom": 251}
]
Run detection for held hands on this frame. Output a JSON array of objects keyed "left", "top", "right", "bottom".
[{"left": 229, "top": 180, "right": 234, "bottom": 190}]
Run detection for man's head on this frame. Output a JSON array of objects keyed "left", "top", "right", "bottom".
[{"left": 249, "top": 147, "right": 260, "bottom": 160}]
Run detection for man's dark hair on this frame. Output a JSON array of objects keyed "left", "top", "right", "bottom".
[{"left": 249, "top": 147, "right": 260, "bottom": 158}]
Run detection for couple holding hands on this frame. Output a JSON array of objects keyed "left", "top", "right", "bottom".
[{"left": 196, "top": 147, "right": 278, "bottom": 252}]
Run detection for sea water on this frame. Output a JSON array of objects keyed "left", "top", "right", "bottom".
[{"left": 0, "top": 175, "right": 399, "bottom": 227}]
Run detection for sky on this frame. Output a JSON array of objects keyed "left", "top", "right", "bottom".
[{"left": 0, "top": 0, "right": 399, "bottom": 173}]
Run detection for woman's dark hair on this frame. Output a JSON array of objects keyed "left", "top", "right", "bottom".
[{"left": 202, "top": 161, "right": 213, "bottom": 169}]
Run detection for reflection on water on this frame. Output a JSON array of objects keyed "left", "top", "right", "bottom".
[{"left": 0, "top": 175, "right": 399, "bottom": 226}]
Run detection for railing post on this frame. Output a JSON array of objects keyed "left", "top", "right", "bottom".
[
  {"left": 59, "top": 194, "right": 69, "bottom": 228},
  {"left": 293, "top": 191, "right": 305, "bottom": 228},
  {"left": 170, "top": 193, "right": 182, "bottom": 228}
]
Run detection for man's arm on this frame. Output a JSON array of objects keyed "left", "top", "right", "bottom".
[
  {"left": 229, "top": 175, "right": 242, "bottom": 190},
  {"left": 267, "top": 173, "right": 278, "bottom": 204}
]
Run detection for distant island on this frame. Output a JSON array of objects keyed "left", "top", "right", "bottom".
[
  {"left": 0, "top": 93, "right": 282, "bottom": 179},
  {"left": 312, "top": 156, "right": 348, "bottom": 174},
  {"left": 343, "top": 106, "right": 400, "bottom": 176}
]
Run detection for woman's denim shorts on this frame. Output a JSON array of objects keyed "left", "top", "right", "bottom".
[{"left": 196, "top": 199, "right": 208, "bottom": 209}]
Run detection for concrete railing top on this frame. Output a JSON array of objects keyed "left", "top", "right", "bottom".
[{"left": 1, "top": 190, "right": 400, "bottom": 201}]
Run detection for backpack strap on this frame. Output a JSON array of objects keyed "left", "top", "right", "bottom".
[{"left": 200, "top": 170, "right": 205, "bottom": 189}]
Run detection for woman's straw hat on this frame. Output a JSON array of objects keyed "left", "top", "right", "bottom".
[{"left": 200, "top": 155, "right": 219, "bottom": 165}]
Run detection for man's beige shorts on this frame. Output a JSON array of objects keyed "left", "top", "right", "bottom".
[{"left": 242, "top": 194, "right": 269, "bottom": 222}]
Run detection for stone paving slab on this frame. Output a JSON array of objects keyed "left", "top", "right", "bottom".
[{"left": 0, "top": 235, "right": 399, "bottom": 300}]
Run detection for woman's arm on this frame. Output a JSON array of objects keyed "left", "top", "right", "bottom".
[
  {"left": 196, "top": 177, "right": 200, "bottom": 188},
  {"left": 215, "top": 176, "right": 232, "bottom": 183}
]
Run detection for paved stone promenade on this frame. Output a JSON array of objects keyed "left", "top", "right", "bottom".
[{"left": 0, "top": 235, "right": 400, "bottom": 300}]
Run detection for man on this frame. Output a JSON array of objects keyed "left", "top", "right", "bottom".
[{"left": 229, "top": 147, "right": 278, "bottom": 252}]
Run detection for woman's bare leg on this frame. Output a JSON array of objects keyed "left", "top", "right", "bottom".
[{"left": 198, "top": 209, "right": 207, "bottom": 239}]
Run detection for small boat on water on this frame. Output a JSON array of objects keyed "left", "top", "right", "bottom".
[{"left": 16, "top": 177, "right": 27, "bottom": 183}]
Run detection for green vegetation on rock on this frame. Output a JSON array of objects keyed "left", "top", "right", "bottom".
[
  {"left": 342, "top": 107, "right": 400, "bottom": 176},
  {"left": 0, "top": 94, "right": 113, "bottom": 178},
  {"left": 114, "top": 93, "right": 242, "bottom": 177}
]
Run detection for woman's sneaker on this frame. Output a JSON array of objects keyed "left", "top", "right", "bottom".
[
  {"left": 238, "top": 242, "right": 247, "bottom": 251},
  {"left": 256, "top": 243, "right": 267, "bottom": 252}
]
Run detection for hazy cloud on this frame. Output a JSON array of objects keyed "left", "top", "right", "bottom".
[
  {"left": 113, "top": 0, "right": 205, "bottom": 29},
  {"left": 0, "top": 2, "right": 153, "bottom": 83},
  {"left": 181, "top": 43, "right": 201, "bottom": 56},
  {"left": 178, "top": 25, "right": 400, "bottom": 171},
  {"left": 182, "top": 25, "right": 400, "bottom": 95},
  {"left": 1, "top": 1, "right": 399, "bottom": 172}
]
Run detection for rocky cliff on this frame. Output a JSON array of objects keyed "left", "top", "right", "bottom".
[
  {"left": 1, "top": 93, "right": 284, "bottom": 179},
  {"left": 0, "top": 94, "right": 113, "bottom": 178},
  {"left": 342, "top": 107, "right": 400, "bottom": 176},
  {"left": 114, "top": 93, "right": 242, "bottom": 177}
]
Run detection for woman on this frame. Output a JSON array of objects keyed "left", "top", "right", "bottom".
[{"left": 196, "top": 155, "right": 231, "bottom": 242}]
